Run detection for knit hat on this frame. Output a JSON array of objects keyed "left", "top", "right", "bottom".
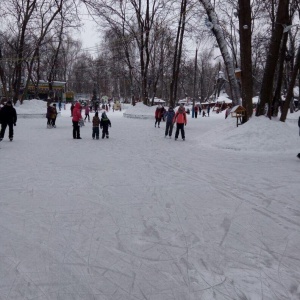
[
  {"left": 102, "top": 112, "right": 107, "bottom": 118},
  {"left": 6, "top": 100, "right": 12, "bottom": 105}
]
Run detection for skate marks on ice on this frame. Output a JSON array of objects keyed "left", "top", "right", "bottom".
[{"left": 1, "top": 117, "right": 300, "bottom": 299}]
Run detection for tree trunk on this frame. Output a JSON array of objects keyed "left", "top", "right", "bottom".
[
  {"left": 0, "top": 47, "right": 9, "bottom": 100},
  {"left": 169, "top": 0, "right": 187, "bottom": 108},
  {"left": 280, "top": 44, "right": 300, "bottom": 122},
  {"left": 256, "top": 0, "right": 289, "bottom": 117},
  {"left": 198, "top": 0, "right": 240, "bottom": 106},
  {"left": 272, "top": 33, "right": 288, "bottom": 117},
  {"left": 238, "top": 0, "right": 253, "bottom": 121}
]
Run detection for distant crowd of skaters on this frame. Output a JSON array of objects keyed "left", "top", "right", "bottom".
[{"left": 44, "top": 100, "right": 112, "bottom": 140}]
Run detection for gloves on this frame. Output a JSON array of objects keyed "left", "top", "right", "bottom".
[{"left": 14, "top": 123, "right": 16, "bottom": 126}]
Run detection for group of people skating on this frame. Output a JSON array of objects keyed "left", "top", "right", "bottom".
[
  {"left": 46, "top": 103, "right": 58, "bottom": 128},
  {"left": 155, "top": 104, "right": 187, "bottom": 141},
  {"left": 71, "top": 102, "right": 111, "bottom": 140}
]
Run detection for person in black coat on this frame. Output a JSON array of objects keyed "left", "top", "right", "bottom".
[
  {"left": 100, "top": 112, "right": 111, "bottom": 139},
  {"left": 0, "top": 101, "right": 17, "bottom": 141}
]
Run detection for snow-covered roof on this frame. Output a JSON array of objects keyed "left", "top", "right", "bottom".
[
  {"left": 153, "top": 98, "right": 166, "bottom": 103},
  {"left": 293, "top": 86, "right": 299, "bottom": 97}
]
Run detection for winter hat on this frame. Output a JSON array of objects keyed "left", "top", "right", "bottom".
[
  {"left": 102, "top": 112, "right": 107, "bottom": 118},
  {"left": 6, "top": 100, "right": 12, "bottom": 105},
  {"left": 95, "top": 112, "right": 98, "bottom": 117},
  {"left": 178, "top": 106, "right": 185, "bottom": 113}
]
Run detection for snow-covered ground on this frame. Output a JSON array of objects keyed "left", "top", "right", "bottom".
[{"left": 1, "top": 101, "right": 300, "bottom": 300}]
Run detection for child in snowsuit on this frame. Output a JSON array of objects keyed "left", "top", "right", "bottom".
[
  {"left": 164, "top": 106, "right": 175, "bottom": 138},
  {"left": 92, "top": 112, "right": 100, "bottom": 139},
  {"left": 84, "top": 105, "right": 90, "bottom": 122},
  {"left": 100, "top": 112, "right": 111, "bottom": 139},
  {"left": 173, "top": 104, "right": 187, "bottom": 141}
]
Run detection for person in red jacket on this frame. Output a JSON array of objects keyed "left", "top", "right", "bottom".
[
  {"left": 155, "top": 105, "right": 163, "bottom": 128},
  {"left": 173, "top": 104, "right": 187, "bottom": 141},
  {"left": 72, "top": 102, "right": 83, "bottom": 139}
]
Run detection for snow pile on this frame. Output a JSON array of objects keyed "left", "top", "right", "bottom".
[
  {"left": 211, "top": 116, "right": 299, "bottom": 152},
  {"left": 216, "top": 91, "right": 232, "bottom": 103},
  {"left": 123, "top": 102, "right": 156, "bottom": 119},
  {"left": 15, "top": 99, "right": 47, "bottom": 115}
]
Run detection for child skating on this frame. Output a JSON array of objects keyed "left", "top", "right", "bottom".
[
  {"left": 92, "top": 112, "right": 100, "bottom": 139},
  {"left": 100, "top": 112, "right": 111, "bottom": 139}
]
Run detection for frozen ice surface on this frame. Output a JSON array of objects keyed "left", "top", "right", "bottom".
[{"left": 0, "top": 102, "right": 300, "bottom": 299}]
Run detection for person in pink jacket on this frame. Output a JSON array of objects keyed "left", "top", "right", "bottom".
[
  {"left": 173, "top": 104, "right": 187, "bottom": 141},
  {"left": 72, "top": 102, "right": 83, "bottom": 139},
  {"left": 84, "top": 105, "right": 90, "bottom": 122}
]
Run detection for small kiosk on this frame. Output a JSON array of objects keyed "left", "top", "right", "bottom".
[{"left": 230, "top": 105, "right": 246, "bottom": 127}]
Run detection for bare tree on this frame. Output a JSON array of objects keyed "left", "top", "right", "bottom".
[
  {"left": 255, "top": 0, "right": 289, "bottom": 117},
  {"left": 198, "top": 0, "right": 240, "bottom": 106}
]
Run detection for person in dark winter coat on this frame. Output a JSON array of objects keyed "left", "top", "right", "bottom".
[
  {"left": 207, "top": 105, "right": 211, "bottom": 116},
  {"left": 155, "top": 105, "right": 163, "bottom": 128},
  {"left": 164, "top": 107, "right": 175, "bottom": 138},
  {"left": 92, "top": 112, "right": 100, "bottom": 139},
  {"left": 161, "top": 106, "right": 166, "bottom": 121},
  {"left": 194, "top": 105, "right": 199, "bottom": 118},
  {"left": 84, "top": 105, "right": 90, "bottom": 122},
  {"left": 70, "top": 103, "right": 75, "bottom": 117},
  {"left": 46, "top": 103, "right": 52, "bottom": 128},
  {"left": 72, "top": 102, "right": 83, "bottom": 139},
  {"left": 173, "top": 104, "right": 187, "bottom": 141},
  {"left": 51, "top": 103, "right": 58, "bottom": 127},
  {"left": 100, "top": 112, "right": 111, "bottom": 139},
  {"left": 0, "top": 101, "right": 17, "bottom": 141}
]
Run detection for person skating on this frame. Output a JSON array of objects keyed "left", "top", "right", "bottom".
[
  {"left": 164, "top": 106, "right": 175, "bottom": 138},
  {"left": 100, "top": 112, "right": 111, "bottom": 139},
  {"left": 155, "top": 105, "right": 163, "bottom": 128},
  {"left": 0, "top": 101, "right": 17, "bottom": 141},
  {"left": 84, "top": 105, "right": 90, "bottom": 122},
  {"left": 51, "top": 103, "right": 58, "bottom": 128},
  {"left": 173, "top": 104, "right": 187, "bottom": 141},
  {"left": 207, "top": 105, "right": 211, "bottom": 117},
  {"left": 46, "top": 103, "right": 52, "bottom": 128},
  {"left": 92, "top": 112, "right": 100, "bottom": 139},
  {"left": 161, "top": 106, "right": 166, "bottom": 121},
  {"left": 70, "top": 102, "right": 75, "bottom": 117},
  {"left": 194, "top": 105, "right": 198, "bottom": 118},
  {"left": 72, "top": 102, "right": 83, "bottom": 139}
]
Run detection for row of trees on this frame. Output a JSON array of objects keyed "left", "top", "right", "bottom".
[{"left": 0, "top": 0, "right": 300, "bottom": 122}]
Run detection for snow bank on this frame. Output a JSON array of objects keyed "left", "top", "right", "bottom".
[
  {"left": 123, "top": 102, "right": 156, "bottom": 119},
  {"left": 15, "top": 99, "right": 47, "bottom": 117},
  {"left": 212, "top": 116, "right": 299, "bottom": 153}
]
